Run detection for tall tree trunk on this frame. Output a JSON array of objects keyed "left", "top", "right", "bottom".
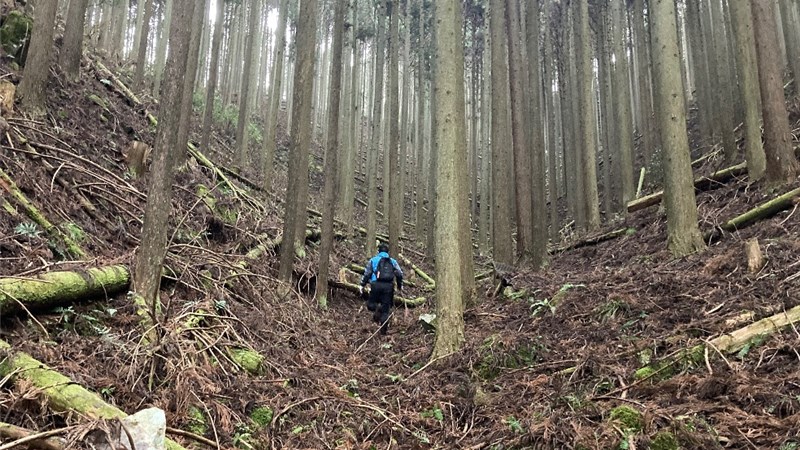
[
  {"left": 489, "top": 0, "right": 513, "bottom": 264},
  {"left": 387, "top": 0, "right": 401, "bottom": 253},
  {"left": 340, "top": 0, "right": 360, "bottom": 230},
  {"left": 576, "top": 0, "right": 600, "bottom": 230},
  {"left": 278, "top": 0, "right": 318, "bottom": 282},
  {"left": 685, "top": 0, "right": 714, "bottom": 148},
  {"left": 60, "top": 0, "right": 91, "bottom": 81},
  {"left": 263, "top": 0, "right": 289, "bottom": 192},
  {"left": 174, "top": 1, "right": 205, "bottom": 165},
  {"left": 19, "top": 0, "right": 58, "bottom": 117},
  {"left": 526, "top": 0, "right": 547, "bottom": 267},
  {"left": 366, "top": 1, "right": 387, "bottom": 257},
  {"left": 649, "top": 0, "right": 705, "bottom": 257},
  {"left": 506, "top": 0, "right": 533, "bottom": 261},
  {"left": 133, "top": 0, "right": 196, "bottom": 324},
  {"left": 153, "top": 0, "right": 173, "bottom": 97},
  {"left": 751, "top": 0, "right": 799, "bottom": 185},
  {"left": 709, "top": 0, "right": 738, "bottom": 163},
  {"left": 235, "top": 0, "right": 262, "bottom": 170},
  {"left": 543, "top": 2, "right": 559, "bottom": 243},
  {"left": 431, "top": 0, "right": 467, "bottom": 360},
  {"left": 201, "top": 0, "right": 225, "bottom": 155},
  {"left": 729, "top": 0, "right": 767, "bottom": 181},
  {"left": 632, "top": 0, "right": 656, "bottom": 172},
  {"left": 779, "top": 0, "right": 800, "bottom": 97},
  {"left": 316, "top": 0, "right": 345, "bottom": 309},
  {"left": 133, "top": 0, "right": 154, "bottom": 90}
]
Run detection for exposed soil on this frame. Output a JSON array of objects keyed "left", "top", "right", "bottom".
[{"left": 1, "top": 49, "right": 800, "bottom": 450}]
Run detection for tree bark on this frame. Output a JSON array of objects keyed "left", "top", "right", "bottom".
[
  {"left": 315, "top": 0, "right": 346, "bottom": 308},
  {"left": 431, "top": 0, "right": 467, "bottom": 360},
  {"left": 18, "top": 0, "right": 58, "bottom": 116},
  {"left": 278, "top": 0, "right": 318, "bottom": 283},
  {"left": 779, "top": 0, "right": 800, "bottom": 97},
  {"left": 649, "top": 0, "right": 705, "bottom": 257},
  {"left": 152, "top": 0, "right": 173, "bottom": 97},
  {"left": 751, "top": 0, "right": 799, "bottom": 186}
]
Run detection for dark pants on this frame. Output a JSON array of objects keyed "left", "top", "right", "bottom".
[{"left": 367, "top": 281, "right": 394, "bottom": 334}]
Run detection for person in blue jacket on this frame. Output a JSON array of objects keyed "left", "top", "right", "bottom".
[{"left": 360, "top": 242, "right": 404, "bottom": 335}]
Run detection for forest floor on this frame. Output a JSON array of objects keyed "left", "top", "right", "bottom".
[{"left": 1, "top": 52, "right": 800, "bottom": 450}]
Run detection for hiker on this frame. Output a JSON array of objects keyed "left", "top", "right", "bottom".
[{"left": 359, "top": 243, "right": 404, "bottom": 335}]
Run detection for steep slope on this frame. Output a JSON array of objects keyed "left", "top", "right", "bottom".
[{"left": 1, "top": 51, "right": 800, "bottom": 450}]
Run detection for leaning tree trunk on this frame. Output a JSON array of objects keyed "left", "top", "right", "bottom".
[
  {"left": 650, "top": 0, "right": 705, "bottom": 257},
  {"left": 133, "top": 0, "right": 196, "bottom": 330}
]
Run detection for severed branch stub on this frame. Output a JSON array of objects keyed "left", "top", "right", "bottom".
[{"left": 491, "top": 262, "right": 517, "bottom": 298}]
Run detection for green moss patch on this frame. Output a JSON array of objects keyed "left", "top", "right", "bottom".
[
  {"left": 0, "top": 10, "right": 32, "bottom": 62},
  {"left": 228, "top": 347, "right": 264, "bottom": 376},
  {"left": 609, "top": 405, "right": 643, "bottom": 433},
  {"left": 249, "top": 406, "right": 273, "bottom": 428},
  {"left": 650, "top": 431, "right": 679, "bottom": 450}
]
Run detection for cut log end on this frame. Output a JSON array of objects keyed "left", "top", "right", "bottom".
[{"left": 745, "top": 238, "right": 765, "bottom": 273}]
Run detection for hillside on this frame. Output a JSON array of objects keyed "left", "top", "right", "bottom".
[{"left": 1, "top": 52, "right": 800, "bottom": 450}]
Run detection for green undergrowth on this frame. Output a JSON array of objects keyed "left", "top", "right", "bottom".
[{"left": 473, "top": 334, "right": 544, "bottom": 381}]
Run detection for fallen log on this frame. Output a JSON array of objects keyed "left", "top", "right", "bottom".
[
  {"left": 0, "top": 422, "right": 65, "bottom": 450},
  {"left": 0, "top": 166, "right": 87, "bottom": 259},
  {"left": 627, "top": 162, "right": 748, "bottom": 213},
  {"left": 329, "top": 279, "right": 426, "bottom": 307},
  {"left": 0, "top": 340, "right": 188, "bottom": 450},
  {"left": 398, "top": 254, "right": 436, "bottom": 288},
  {"left": 704, "top": 186, "right": 800, "bottom": 241},
  {"left": 551, "top": 227, "right": 633, "bottom": 254},
  {"left": 0, "top": 265, "right": 129, "bottom": 316},
  {"left": 634, "top": 304, "right": 800, "bottom": 381}
]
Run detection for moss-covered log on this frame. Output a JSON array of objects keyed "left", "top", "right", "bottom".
[
  {"left": 329, "top": 279, "right": 426, "bottom": 307},
  {"left": 704, "top": 186, "right": 800, "bottom": 241},
  {"left": 398, "top": 254, "right": 436, "bottom": 288},
  {"left": 0, "top": 166, "right": 87, "bottom": 259},
  {"left": 0, "top": 340, "right": 188, "bottom": 450},
  {"left": 0, "top": 265, "right": 130, "bottom": 315},
  {"left": 627, "top": 162, "right": 748, "bottom": 213},
  {"left": 634, "top": 304, "right": 800, "bottom": 381}
]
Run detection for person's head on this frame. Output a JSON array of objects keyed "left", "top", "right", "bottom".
[{"left": 378, "top": 243, "right": 389, "bottom": 254}]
